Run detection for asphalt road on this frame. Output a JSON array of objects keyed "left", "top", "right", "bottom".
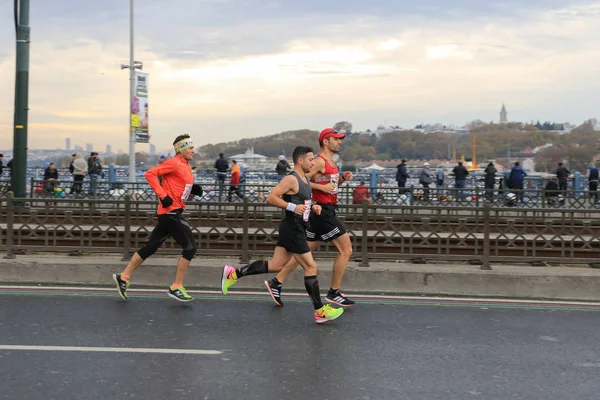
[{"left": 1, "top": 288, "right": 599, "bottom": 400}]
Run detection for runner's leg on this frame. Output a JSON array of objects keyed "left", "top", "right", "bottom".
[
  {"left": 329, "top": 233, "right": 352, "bottom": 290},
  {"left": 168, "top": 214, "right": 197, "bottom": 287},
  {"left": 274, "top": 241, "right": 319, "bottom": 283},
  {"left": 292, "top": 251, "right": 344, "bottom": 323}
]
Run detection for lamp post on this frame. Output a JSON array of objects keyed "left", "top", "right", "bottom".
[
  {"left": 120, "top": 0, "right": 143, "bottom": 183},
  {"left": 12, "top": 0, "right": 30, "bottom": 199}
]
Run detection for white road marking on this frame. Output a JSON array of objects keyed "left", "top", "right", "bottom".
[{"left": 0, "top": 345, "right": 221, "bottom": 355}]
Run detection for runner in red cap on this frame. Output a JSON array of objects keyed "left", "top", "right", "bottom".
[{"left": 264, "top": 127, "right": 356, "bottom": 307}]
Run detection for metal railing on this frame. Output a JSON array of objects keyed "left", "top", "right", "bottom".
[
  {"left": 2, "top": 193, "right": 600, "bottom": 268},
  {"left": 17, "top": 179, "right": 600, "bottom": 211}
]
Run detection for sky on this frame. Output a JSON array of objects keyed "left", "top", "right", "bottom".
[{"left": 1, "top": 0, "right": 599, "bottom": 152}]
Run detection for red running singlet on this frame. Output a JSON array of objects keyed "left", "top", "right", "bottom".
[{"left": 311, "top": 155, "right": 340, "bottom": 205}]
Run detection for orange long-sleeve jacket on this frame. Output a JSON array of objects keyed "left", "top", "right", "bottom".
[{"left": 145, "top": 155, "right": 194, "bottom": 215}]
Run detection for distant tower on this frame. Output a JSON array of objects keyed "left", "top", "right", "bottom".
[
  {"left": 149, "top": 143, "right": 156, "bottom": 156},
  {"left": 500, "top": 103, "right": 508, "bottom": 124},
  {"left": 86, "top": 143, "right": 93, "bottom": 153},
  {"left": 106, "top": 144, "right": 111, "bottom": 154},
  {"left": 66, "top": 138, "right": 71, "bottom": 151}
]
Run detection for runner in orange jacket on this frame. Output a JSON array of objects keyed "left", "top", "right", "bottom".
[{"left": 113, "top": 134, "right": 204, "bottom": 302}]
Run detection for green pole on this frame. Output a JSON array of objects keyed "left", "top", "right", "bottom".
[{"left": 12, "top": 0, "right": 30, "bottom": 199}]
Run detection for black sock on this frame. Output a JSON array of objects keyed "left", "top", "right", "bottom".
[
  {"left": 272, "top": 277, "right": 282, "bottom": 286},
  {"left": 304, "top": 275, "right": 324, "bottom": 310},
  {"left": 236, "top": 260, "right": 268, "bottom": 278},
  {"left": 329, "top": 287, "right": 339, "bottom": 294}
]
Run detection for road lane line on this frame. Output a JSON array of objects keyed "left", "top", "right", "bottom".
[{"left": 0, "top": 345, "right": 221, "bottom": 355}]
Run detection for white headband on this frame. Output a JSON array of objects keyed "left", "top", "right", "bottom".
[{"left": 174, "top": 138, "right": 194, "bottom": 153}]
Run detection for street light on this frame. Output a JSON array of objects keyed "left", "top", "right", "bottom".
[
  {"left": 12, "top": 0, "right": 31, "bottom": 200},
  {"left": 120, "top": 0, "right": 143, "bottom": 183}
]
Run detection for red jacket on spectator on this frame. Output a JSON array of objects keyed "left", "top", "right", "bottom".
[
  {"left": 352, "top": 183, "right": 371, "bottom": 204},
  {"left": 230, "top": 164, "right": 241, "bottom": 185}
]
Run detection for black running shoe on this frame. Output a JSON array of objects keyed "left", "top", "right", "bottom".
[
  {"left": 112, "top": 273, "right": 129, "bottom": 300},
  {"left": 326, "top": 289, "right": 355, "bottom": 307},
  {"left": 264, "top": 279, "right": 283, "bottom": 307},
  {"left": 168, "top": 286, "right": 193, "bottom": 302}
]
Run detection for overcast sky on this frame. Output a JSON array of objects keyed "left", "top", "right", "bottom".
[{"left": 1, "top": 0, "right": 599, "bottom": 152}]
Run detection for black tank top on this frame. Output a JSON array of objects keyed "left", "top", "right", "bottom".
[{"left": 282, "top": 172, "right": 312, "bottom": 223}]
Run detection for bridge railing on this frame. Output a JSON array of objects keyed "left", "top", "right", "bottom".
[
  {"left": 15, "top": 179, "right": 600, "bottom": 210},
  {"left": 2, "top": 194, "right": 600, "bottom": 268}
]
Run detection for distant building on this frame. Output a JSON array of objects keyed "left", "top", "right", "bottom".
[
  {"left": 229, "top": 147, "right": 269, "bottom": 169},
  {"left": 149, "top": 143, "right": 156, "bottom": 156},
  {"left": 106, "top": 144, "right": 111, "bottom": 154},
  {"left": 65, "top": 138, "right": 71, "bottom": 151},
  {"left": 86, "top": 143, "right": 92, "bottom": 153},
  {"left": 500, "top": 103, "right": 508, "bottom": 124},
  {"left": 74, "top": 145, "right": 83, "bottom": 152}
]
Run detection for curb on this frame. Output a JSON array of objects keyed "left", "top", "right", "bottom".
[{"left": 3, "top": 256, "right": 600, "bottom": 301}]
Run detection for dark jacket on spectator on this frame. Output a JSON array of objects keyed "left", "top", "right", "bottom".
[
  {"left": 396, "top": 163, "right": 409, "bottom": 183},
  {"left": 88, "top": 158, "right": 102, "bottom": 175},
  {"left": 556, "top": 166, "right": 570, "bottom": 181},
  {"left": 452, "top": 164, "right": 469, "bottom": 180},
  {"left": 510, "top": 165, "right": 527, "bottom": 183},
  {"left": 276, "top": 160, "right": 291, "bottom": 175},
  {"left": 44, "top": 166, "right": 59, "bottom": 181},
  {"left": 215, "top": 157, "right": 229, "bottom": 173},
  {"left": 589, "top": 167, "right": 599, "bottom": 182},
  {"left": 484, "top": 163, "right": 497, "bottom": 186},
  {"left": 545, "top": 181, "right": 560, "bottom": 197}
]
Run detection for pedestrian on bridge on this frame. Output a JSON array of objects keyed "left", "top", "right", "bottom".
[
  {"left": 396, "top": 159, "right": 409, "bottom": 194},
  {"left": 227, "top": 160, "right": 244, "bottom": 202},
  {"left": 70, "top": 154, "right": 87, "bottom": 195},
  {"left": 113, "top": 134, "right": 204, "bottom": 302},
  {"left": 587, "top": 163, "right": 599, "bottom": 203},
  {"left": 484, "top": 162, "right": 497, "bottom": 201},
  {"left": 509, "top": 161, "right": 527, "bottom": 202},
  {"left": 452, "top": 161, "right": 469, "bottom": 200},
  {"left": 556, "top": 162, "right": 571, "bottom": 193}
]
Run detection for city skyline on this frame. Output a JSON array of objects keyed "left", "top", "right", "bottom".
[{"left": 1, "top": 0, "right": 599, "bottom": 150}]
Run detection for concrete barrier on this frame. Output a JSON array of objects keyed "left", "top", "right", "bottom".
[{"left": 2, "top": 255, "right": 600, "bottom": 301}]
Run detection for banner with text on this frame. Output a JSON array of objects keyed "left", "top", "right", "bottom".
[{"left": 131, "top": 72, "right": 149, "bottom": 143}]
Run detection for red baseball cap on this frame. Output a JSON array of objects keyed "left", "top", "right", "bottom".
[{"left": 319, "top": 128, "right": 346, "bottom": 142}]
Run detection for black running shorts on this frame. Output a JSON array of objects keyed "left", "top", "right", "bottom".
[
  {"left": 306, "top": 204, "right": 347, "bottom": 242},
  {"left": 276, "top": 218, "right": 311, "bottom": 255},
  {"left": 137, "top": 210, "right": 196, "bottom": 261}
]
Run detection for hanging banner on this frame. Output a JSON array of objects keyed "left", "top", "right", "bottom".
[{"left": 131, "top": 71, "right": 149, "bottom": 143}]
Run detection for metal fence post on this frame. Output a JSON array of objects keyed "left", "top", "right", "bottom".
[
  {"left": 4, "top": 192, "right": 16, "bottom": 259},
  {"left": 481, "top": 202, "right": 491, "bottom": 270},
  {"left": 241, "top": 197, "right": 250, "bottom": 263},
  {"left": 29, "top": 176, "right": 34, "bottom": 198},
  {"left": 541, "top": 189, "right": 546, "bottom": 209},
  {"left": 360, "top": 200, "right": 369, "bottom": 267},
  {"left": 122, "top": 194, "right": 131, "bottom": 261}
]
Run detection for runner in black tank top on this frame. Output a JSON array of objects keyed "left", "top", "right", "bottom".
[
  {"left": 266, "top": 128, "right": 357, "bottom": 307},
  {"left": 220, "top": 146, "right": 344, "bottom": 324},
  {"left": 277, "top": 171, "right": 312, "bottom": 254}
]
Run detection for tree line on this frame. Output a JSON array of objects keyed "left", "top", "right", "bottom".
[{"left": 197, "top": 120, "right": 599, "bottom": 171}]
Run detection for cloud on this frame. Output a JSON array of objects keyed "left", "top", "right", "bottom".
[
  {"left": 1, "top": 0, "right": 599, "bottom": 151},
  {"left": 376, "top": 39, "right": 405, "bottom": 51},
  {"left": 426, "top": 44, "right": 473, "bottom": 60}
]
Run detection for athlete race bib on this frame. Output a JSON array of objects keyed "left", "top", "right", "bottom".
[
  {"left": 181, "top": 183, "right": 193, "bottom": 201},
  {"left": 303, "top": 200, "right": 311, "bottom": 222},
  {"left": 330, "top": 174, "right": 339, "bottom": 194}
]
